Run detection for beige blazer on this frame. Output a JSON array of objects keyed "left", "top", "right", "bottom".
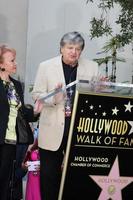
[{"left": 32, "top": 55, "right": 98, "bottom": 151}]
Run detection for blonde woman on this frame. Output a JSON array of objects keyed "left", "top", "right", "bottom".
[{"left": 0, "top": 45, "right": 35, "bottom": 200}]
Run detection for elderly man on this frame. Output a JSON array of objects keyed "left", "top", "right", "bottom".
[{"left": 32, "top": 31, "right": 99, "bottom": 200}]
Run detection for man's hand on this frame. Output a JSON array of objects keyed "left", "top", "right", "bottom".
[
  {"left": 54, "top": 83, "right": 66, "bottom": 104},
  {"left": 34, "top": 99, "right": 44, "bottom": 114}
]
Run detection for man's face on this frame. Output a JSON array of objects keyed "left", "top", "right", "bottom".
[{"left": 61, "top": 43, "right": 82, "bottom": 66}]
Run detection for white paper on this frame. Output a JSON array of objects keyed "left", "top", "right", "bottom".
[{"left": 27, "top": 160, "right": 40, "bottom": 171}]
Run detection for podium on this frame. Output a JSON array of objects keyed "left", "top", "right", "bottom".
[{"left": 58, "top": 81, "right": 133, "bottom": 200}]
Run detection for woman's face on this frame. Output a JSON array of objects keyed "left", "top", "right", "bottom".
[
  {"left": 1, "top": 51, "right": 17, "bottom": 75},
  {"left": 61, "top": 43, "right": 82, "bottom": 66}
]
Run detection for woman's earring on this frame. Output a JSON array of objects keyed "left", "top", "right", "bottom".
[{"left": 0, "top": 67, "right": 5, "bottom": 71}]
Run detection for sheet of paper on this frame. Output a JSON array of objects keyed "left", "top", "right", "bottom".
[{"left": 27, "top": 160, "right": 40, "bottom": 171}]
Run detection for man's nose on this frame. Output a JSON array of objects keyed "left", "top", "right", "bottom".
[{"left": 71, "top": 48, "right": 77, "bottom": 54}]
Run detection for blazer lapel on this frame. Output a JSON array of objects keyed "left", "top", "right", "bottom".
[
  {"left": 56, "top": 56, "right": 66, "bottom": 86},
  {"left": 77, "top": 59, "right": 86, "bottom": 81},
  {"left": 0, "top": 80, "right": 9, "bottom": 104}
]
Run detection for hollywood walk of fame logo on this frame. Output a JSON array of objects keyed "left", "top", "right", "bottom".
[
  {"left": 81, "top": 100, "right": 133, "bottom": 136},
  {"left": 89, "top": 156, "right": 133, "bottom": 200}
]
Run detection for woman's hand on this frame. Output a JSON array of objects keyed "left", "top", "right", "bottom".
[
  {"left": 34, "top": 164, "right": 40, "bottom": 171},
  {"left": 22, "top": 161, "right": 28, "bottom": 171}
]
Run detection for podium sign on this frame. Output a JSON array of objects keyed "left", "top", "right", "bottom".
[{"left": 58, "top": 81, "right": 133, "bottom": 200}]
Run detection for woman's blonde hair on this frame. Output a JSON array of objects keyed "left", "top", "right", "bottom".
[{"left": 0, "top": 44, "right": 16, "bottom": 64}]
